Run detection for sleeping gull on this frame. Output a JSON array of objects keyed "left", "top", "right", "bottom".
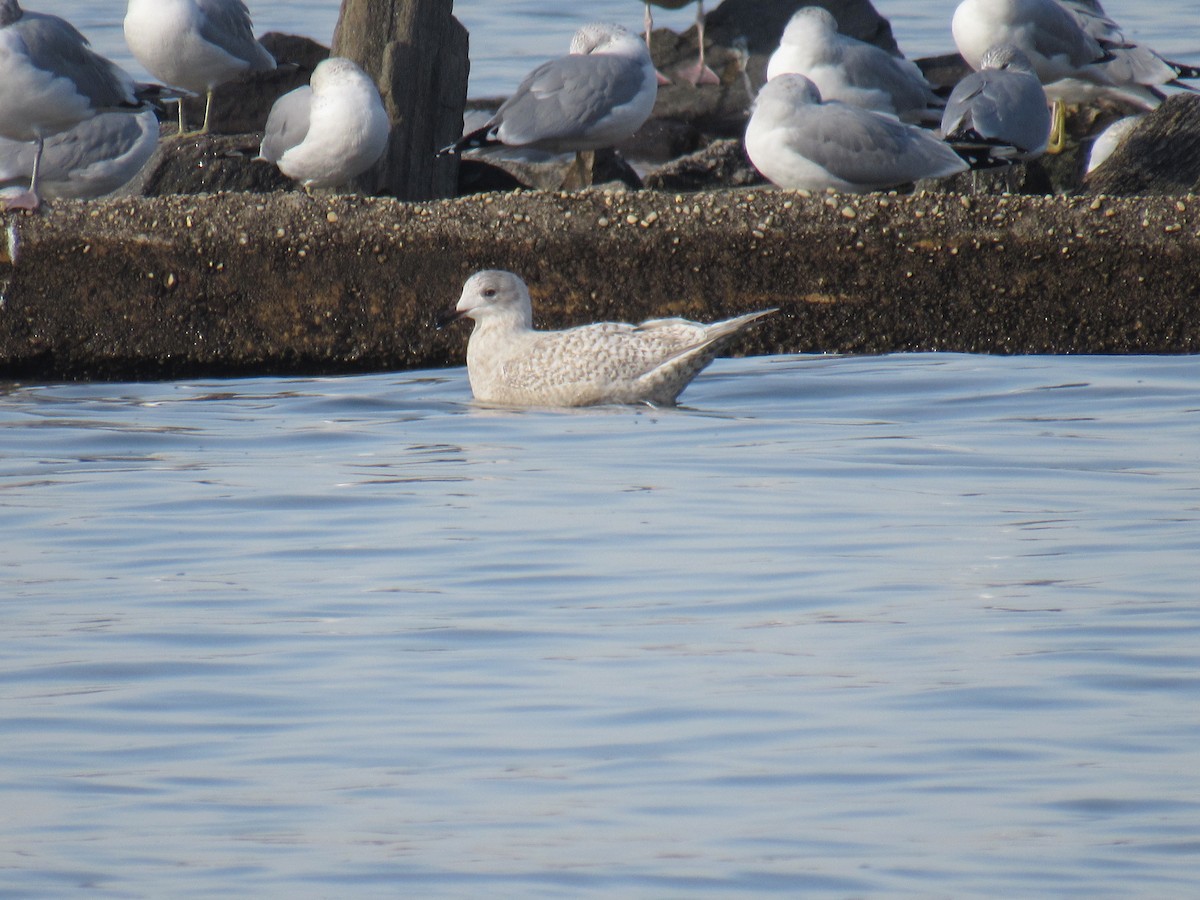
[
  {"left": 745, "top": 74, "right": 969, "bottom": 193},
  {"left": 0, "top": 0, "right": 157, "bottom": 210},
  {"left": 1085, "top": 112, "right": 1142, "bottom": 173},
  {"left": 941, "top": 44, "right": 1052, "bottom": 164},
  {"left": 952, "top": 0, "right": 1200, "bottom": 149},
  {"left": 766, "top": 6, "right": 942, "bottom": 124},
  {"left": 440, "top": 23, "right": 657, "bottom": 188},
  {"left": 0, "top": 108, "right": 158, "bottom": 200},
  {"left": 436, "top": 270, "right": 774, "bottom": 407},
  {"left": 124, "top": 0, "right": 275, "bottom": 135},
  {"left": 258, "top": 57, "right": 389, "bottom": 191}
]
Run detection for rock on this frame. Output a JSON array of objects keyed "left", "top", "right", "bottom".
[
  {"left": 137, "top": 133, "right": 295, "bottom": 196},
  {"left": 1084, "top": 94, "right": 1200, "bottom": 195},
  {"left": 455, "top": 148, "right": 642, "bottom": 192},
  {"left": 915, "top": 53, "right": 971, "bottom": 92},
  {"left": 643, "top": 139, "right": 764, "bottom": 191}
]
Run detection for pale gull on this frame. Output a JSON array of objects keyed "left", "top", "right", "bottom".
[
  {"left": 745, "top": 74, "right": 969, "bottom": 193},
  {"left": 124, "top": 0, "right": 275, "bottom": 135},
  {"left": 0, "top": 0, "right": 155, "bottom": 210},
  {"left": 941, "top": 44, "right": 1052, "bottom": 163},
  {"left": 0, "top": 108, "right": 158, "bottom": 200},
  {"left": 1085, "top": 112, "right": 1142, "bottom": 173},
  {"left": 258, "top": 57, "right": 389, "bottom": 191},
  {"left": 437, "top": 270, "right": 774, "bottom": 408},
  {"left": 440, "top": 23, "right": 657, "bottom": 187},
  {"left": 766, "top": 6, "right": 942, "bottom": 124}
]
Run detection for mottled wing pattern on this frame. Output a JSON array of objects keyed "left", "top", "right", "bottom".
[
  {"left": 499, "top": 321, "right": 707, "bottom": 391},
  {"left": 495, "top": 55, "right": 645, "bottom": 145}
]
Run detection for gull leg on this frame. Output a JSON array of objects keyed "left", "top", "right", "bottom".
[
  {"left": 200, "top": 90, "right": 216, "bottom": 134},
  {"left": 679, "top": 1, "right": 720, "bottom": 86},
  {"left": 644, "top": 2, "right": 672, "bottom": 85},
  {"left": 1047, "top": 100, "right": 1066, "bottom": 155},
  {"left": 3, "top": 138, "right": 44, "bottom": 212},
  {"left": 176, "top": 98, "right": 187, "bottom": 135},
  {"left": 559, "top": 151, "right": 595, "bottom": 191}
]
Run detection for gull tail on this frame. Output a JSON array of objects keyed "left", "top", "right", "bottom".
[
  {"left": 1167, "top": 59, "right": 1200, "bottom": 81},
  {"left": 946, "top": 130, "right": 1024, "bottom": 170},
  {"left": 437, "top": 124, "right": 500, "bottom": 158},
  {"left": 633, "top": 309, "right": 776, "bottom": 405}
]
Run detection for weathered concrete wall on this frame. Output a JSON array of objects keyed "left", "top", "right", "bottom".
[{"left": 1, "top": 189, "right": 1197, "bottom": 380}]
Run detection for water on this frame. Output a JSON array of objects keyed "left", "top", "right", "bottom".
[
  {"left": 46, "top": 0, "right": 1200, "bottom": 97},
  {"left": 3, "top": 353, "right": 1200, "bottom": 896}
]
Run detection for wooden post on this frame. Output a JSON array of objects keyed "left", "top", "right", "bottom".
[{"left": 332, "top": 0, "right": 469, "bottom": 200}]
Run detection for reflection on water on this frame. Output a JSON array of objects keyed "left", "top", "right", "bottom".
[{"left": 2, "top": 354, "right": 1199, "bottom": 896}]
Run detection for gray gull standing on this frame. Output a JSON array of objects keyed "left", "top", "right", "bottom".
[
  {"left": 258, "top": 57, "right": 389, "bottom": 191},
  {"left": 952, "top": 0, "right": 1200, "bottom": 150},
  {"left": 440, "top": 23, "right": 658, "bottom": 188},
  {"left": 766, "top": 6, "right": 942, "bottom": 124},
  {"left": 0, "top": 108, "right": 158, "bottom": 200},
  {"left": 941, "top": 44, "right": 1052, "bottom": 164},
  {"left": 436, "top": 270, "right": 774, "bottom": 407},
  {"left": 0, "top": 0, "right": 156, "bottom": 210},
  {"left": 745, "top": 74, "right": 969, "bottom": 193},
  {"left": 124, "top": 0, "right": 275, "bottom": 135}
]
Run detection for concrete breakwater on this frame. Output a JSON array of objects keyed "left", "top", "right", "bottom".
[{"left": 1, "top": 188, "right": 1197, "bottom": 380}]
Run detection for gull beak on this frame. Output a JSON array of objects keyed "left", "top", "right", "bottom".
[{"left": 435, "top": 303, "right": 465, "bottom": 330}]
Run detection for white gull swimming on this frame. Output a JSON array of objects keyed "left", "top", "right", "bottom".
[
  {"left": 0, "top": 0, "right": 155, "bottom": 209},
  {"left": 124, "top": 0, "right": 275, "bottom": 134},
  {"left": 437, "top": 270, "right": 774, "bottom": 408},
  {"left": 766, "top": 6, "right": 941, "bottom": 124},
  {"left": 258, "top": 56, "right": 389, "bottom": 191},
  {"left": 745, "top": 74, "right": 969, "bottom": 193}
]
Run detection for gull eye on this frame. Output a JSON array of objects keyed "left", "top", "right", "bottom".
[{"left": 483, "top": 288, "right": 497, "bottom": 298}]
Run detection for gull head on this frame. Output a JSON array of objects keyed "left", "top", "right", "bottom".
[
  {"left": 569, "top": 23, "right": 640, "bottom": 57},
  {"left": 754, "top": 72, "right": 823, "bottom": 113},
  {"left": 310, "top": 56, "right": 371, "bottom": 92},
  {"left": 437, "top": 270, "right": 534, "bottom": 330},
  {"left": 780, "top": 6, "right": 839, "bottom": 46},
  {"left": 979, "top": 44, "right": 1036, "bottom": 74}
]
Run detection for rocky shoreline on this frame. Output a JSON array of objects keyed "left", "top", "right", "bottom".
[{"left": 2, "top": 188, "right": 1197, "bottom": 381}]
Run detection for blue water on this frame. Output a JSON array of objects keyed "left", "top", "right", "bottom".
[
  {"left": 51, "top": 0, "right": 1200, "bottom": 96},
  {"left": 3, "top": 353, "right": 1199, "bottom": 896}
]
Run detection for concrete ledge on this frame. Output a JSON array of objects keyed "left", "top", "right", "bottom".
[{"left": 1, "top": 189, "right": 1198, "bottom": 380}]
